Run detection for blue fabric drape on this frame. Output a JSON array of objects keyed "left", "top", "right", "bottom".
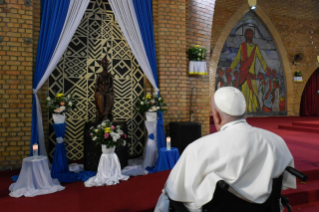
[
  {"left": 51, "top": 123, "right": 78, "bottom": 182},
  {"left": 147, "top": 147, "right": 180, "bottom": 173},
  {"left": 133, "top": 0, "right": 166, "bottom": 150},
  {"left": 30, "top": 0, "right": 70, "bottom": 155}
]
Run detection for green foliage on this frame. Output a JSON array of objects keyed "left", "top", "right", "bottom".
[
  {"left": 135, "top": 93, "right": 167, "bottom": 115},
  {"left": 187, "top": 45, "right": 207, "bottom": 61},
  {"left": 294, "top": 71, "right": 302, "bottom": 76},
  {"left": 45, "top": 92, "right": 78, "bottom": 114}
]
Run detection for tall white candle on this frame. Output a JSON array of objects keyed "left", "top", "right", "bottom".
[
  {"left": 33, "top": 144, "right": 38, "bottom": 158},
  {"left": 166, "top": 137, "right": 171, "bottom": 151}
]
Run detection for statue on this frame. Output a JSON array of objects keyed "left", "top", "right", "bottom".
[{"left": 94, "top": 58, "right": 114, "bottom": 123}]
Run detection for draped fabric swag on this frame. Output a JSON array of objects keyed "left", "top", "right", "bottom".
[{"left": 30, "top": 0, "right": 90, "bottom": 155}]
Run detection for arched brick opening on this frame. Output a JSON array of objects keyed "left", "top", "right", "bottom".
[{"left": 208, "top": 3, "right": 294, "bottom": 115}]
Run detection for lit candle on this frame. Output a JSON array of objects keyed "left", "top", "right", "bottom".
[
  {"left": 33, "top": 144, "right": 38, "bottom": 158},
  {"left": 166, "top": 137, "right": 171, "bottom": 151}
]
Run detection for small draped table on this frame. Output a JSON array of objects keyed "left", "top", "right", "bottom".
[
  {"left": 84, "top": 151, "right": 129, "bottom": 187},
  {"left": 147, "top": 147, "right": 180, "bottom": 173},
  {"left": 9, "top": 156, "right": 65, "bottom": 198}
]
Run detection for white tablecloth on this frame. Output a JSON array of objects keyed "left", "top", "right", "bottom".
[
  {"left": 188, "top": 61, "right": 207, "bottom": 75},
  {"left": 9, "top": 156, "right": 65, "bottom": 198},
  {"left": 143, "top": 120, "right": 158, "bottom": 168},
  {"left": 84, "top": 153, "right": 129, "bottom": 187}
]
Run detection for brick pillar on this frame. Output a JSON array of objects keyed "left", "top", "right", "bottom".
[
  {"left": 153, "top": 0, "right": 188, "bottom": 134},
  {"left": 0, "top": 0, "right": 34, "bottom": 169}
]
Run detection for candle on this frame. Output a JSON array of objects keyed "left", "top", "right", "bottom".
[
  {"left": 33, "top": 144, "right": 38, "bottom": 158},
  {"left": 166, "top": 137, "right": 171, "bottom": 151}
]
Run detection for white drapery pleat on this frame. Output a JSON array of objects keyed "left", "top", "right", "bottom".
[
  {"left": 33, "top": 0, "right": 90, "bottom": 156},
  {"left": 108, "top": 0, "right": 159, "bottom": 93}
]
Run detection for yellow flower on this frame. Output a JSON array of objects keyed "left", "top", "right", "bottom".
[
  {"left": 105, "top": 127, "right": 111, "bottom": 133},
  {"left": 146, "top": 94, "right": 151, "bottom": 100},
  {"left": 195, "top": 45, "right": 200, "bottom": 48},
  {"left": 56, "top": 93, "right": 64, "bottom": 98}
]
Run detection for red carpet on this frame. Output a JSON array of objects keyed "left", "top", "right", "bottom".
[{"left": 1, "top": 117, "right": 319, "bottom": 212}]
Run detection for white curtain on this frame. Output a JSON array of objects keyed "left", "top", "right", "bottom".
[
  {"left": 108, "top": 0, "right": 159, "bottom": 93},
  {"left": 34, "top": 0, "right": 90, "bottom": 156}
]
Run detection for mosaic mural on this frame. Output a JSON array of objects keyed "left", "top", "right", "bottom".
[
  {"left": 216, "top": 11, "right": 286, "bottom": 115},
  {"left": 48, "top": 0, "right": 145, "bottom": 161}
]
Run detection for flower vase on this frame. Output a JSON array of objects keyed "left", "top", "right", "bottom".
[
  {"left": 52, "top": 113, "right": 65, "bottom": 124},
  {"left": 101, "top": 145, "right": 116, "bottom": 154},
  {"left": 145, "top": 112, "right": 157, "bottom": 122}
]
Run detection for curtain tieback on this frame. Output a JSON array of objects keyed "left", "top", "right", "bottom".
[
  {"left": 56, "top": 137, "right": 64, "bottom": 143},
  {"left": 149, "top": 133, "right": 154, "bottom": 140},
  {"left": 33, "top": 89, "right": 37, "bottom": 94}
]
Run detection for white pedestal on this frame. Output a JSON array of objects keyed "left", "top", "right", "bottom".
[{"left": 84, "top": 153, "right": 129, "bottom": 187}]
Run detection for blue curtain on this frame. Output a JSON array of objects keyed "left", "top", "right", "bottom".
[
  {"left": 30, "top": 0, "right": 70, "bottom": 155},
  {"left": 133, "top": 0, "right": 166, "bottom": 149}
]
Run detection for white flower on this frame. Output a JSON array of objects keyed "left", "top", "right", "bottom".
[
  {"left": 158, "top": 97, "right": 162, "bottom": 101},
  {"left": 117, "top": 129, "right": 123, "bottom": 135},
  {"left": 122, "top": 140, "right": 126, "bottom": 146},
  {"left": 92, "top": 136, "right": 97, "bottom": 141},
  {"left": 102, "top": 123, "right": 106, "bottom": 127},
  {"left": 94, "top": 129, "right": 98, "bottom": 133},
  {"left": 157, "top": 106, "right": 160, "bottom": 110},
  {"left": 97, "top": 125, "right": 101, "bottom": 129},
  {"left": 68, "top": 95, "right": 71, "bottom": 99},
  {"left": 47, "top": 97, "right": 51, "bottom": 101},
  {"left": 54, "top": 106, "right": 65, "bottom": 113},
  {"left": 140, "top": 101, "right": 144, "bottom": 105},
  {"left": 68, "top": 102, "right": 72, "bottom": 106},
  {"left": 152, "top": 106, "right": 157, "bottom": 111}
]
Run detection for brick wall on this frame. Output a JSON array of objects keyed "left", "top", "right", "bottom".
[
  {"left": 152, "top": 0, "right": 189, "bottom": 134},
  {"left": 0, "top": 0, "right": 34, "bottom": 170},
  {"left": 186, "top": 0, "right": 215, "bottom": 136}
]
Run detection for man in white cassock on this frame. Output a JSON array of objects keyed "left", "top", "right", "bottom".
[{"left": 154, "top": 87, "right": 296, "bottom": 212}]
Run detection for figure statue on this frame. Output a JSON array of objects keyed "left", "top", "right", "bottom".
[{"left": 94, "top": 58, "right": 114, "bottom": 123}]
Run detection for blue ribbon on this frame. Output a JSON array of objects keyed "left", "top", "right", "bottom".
[{"left": 149, "top": 133, "right": 154, "bottom": 140}]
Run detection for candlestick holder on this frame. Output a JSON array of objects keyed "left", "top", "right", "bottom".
[{"left": 167, "top": 142, "right": 171, "bottom": 151}]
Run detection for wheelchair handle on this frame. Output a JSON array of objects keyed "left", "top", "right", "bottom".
[{"left": 285, "top": 166, "right": 307, "bottom": 182}]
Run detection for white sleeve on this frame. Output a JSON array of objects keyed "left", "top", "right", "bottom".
[{"left": 154, "top": 190, "right": 170, "bottom": 212}]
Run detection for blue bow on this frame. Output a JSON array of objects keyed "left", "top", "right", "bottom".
[{"left": 149, "top": 133, "right": 154, "bottom": 140}]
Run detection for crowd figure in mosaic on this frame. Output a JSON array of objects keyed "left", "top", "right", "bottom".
[{"left": 216, "top": 11, "right": 285, "bottom": 114}]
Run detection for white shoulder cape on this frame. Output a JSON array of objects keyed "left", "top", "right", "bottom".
[{"left": 165, "top": 121, "right": 296, "bottom": 208}]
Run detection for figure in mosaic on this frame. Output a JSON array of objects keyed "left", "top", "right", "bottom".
[{"left": 94, "top": 58, "right": 114, "bottom": 123}]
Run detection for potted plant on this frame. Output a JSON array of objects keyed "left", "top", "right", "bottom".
[
  {"left": 89, "top": 119, "right": 127, "bottom": 154},
  {"left": 294, "top": 71, "right": 303, "bottom": 82},
  {"left": 187, "top": 45, "right": 207, "bottom": 61},
  {"left": 45, "top": 93, "right": 78, "bottom": 124},
  {"left": 136, "top": 93, "right": 167, "bottom": 121}
]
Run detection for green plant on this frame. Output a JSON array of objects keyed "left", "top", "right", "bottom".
[
  {"left": 294, "top": 71, "right": 302, "bottom": 77},
  {"left": 89, "top": 119, "right": 127, "bottom": 148},
  {"left": 136, "top": 93, "right": 167, "bottom": 114},
  {"left": 187, "top": 45, "right": 207, "bottom": 61},
  {"left": 45, "top": 92, "right": 78, "bottom": 114}
]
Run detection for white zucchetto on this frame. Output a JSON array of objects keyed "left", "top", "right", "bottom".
[{"left": 214, "top": 87, "right": 246, "bottom": 116}]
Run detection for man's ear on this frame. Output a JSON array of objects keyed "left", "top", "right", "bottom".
[{"left": 213, "top": 108, "right": 221, "bottom": 126}]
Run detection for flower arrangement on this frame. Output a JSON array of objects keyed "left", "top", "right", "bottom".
[
  {"left": 89, "top": 119, "right": 127, "bottom": 148},
  {"left": 136, "top": 93, "right": 167, "bottom": 114},
  {"left": 187, "top": 45, "right": 207, "bottom": 61},
  {"left": 45, "top": 93, "right": 78, "bottom": 114}
]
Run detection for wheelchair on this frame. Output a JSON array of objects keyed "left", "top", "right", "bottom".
[{"left": 169, "top": 166, "right": 307, "bottom": 212}]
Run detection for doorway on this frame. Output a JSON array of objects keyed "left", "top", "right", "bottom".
[{"left": 300, "top": 68, "right": 319, "bottom": 116}]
